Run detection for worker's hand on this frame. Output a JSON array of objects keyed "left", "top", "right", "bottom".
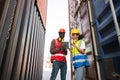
[
  {"left": 71, "top": 43, "right": 77, "bottom": 48},
  {"left": 68, "top": 47, "right": 72, "bottom": 52},
  {"left": 60, "top": 46, "right": 66, "bottom": 51},
  {"left": 60, "top": 46, "right": 67, "bottom": 55}
]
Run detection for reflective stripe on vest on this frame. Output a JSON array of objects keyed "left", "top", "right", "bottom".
[
  {"left": 72, "top": 54, "right": 88, "bottom": 63},
  {"left": 51, "top": 53, "right": 66, "bottom": 57},
  {"left": 72, "top": 54, "right": 90, "bottom": 68},
  {"left": 55, "top": 53, "right": 65, "bottom": 56}
]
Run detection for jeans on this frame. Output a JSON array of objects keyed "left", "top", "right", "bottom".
[
  {"left": 75, "top": 66, "right": 84, "bottom": 80},
  {"left": 50, "top": 60, "right": 67, "bottom": 80}
]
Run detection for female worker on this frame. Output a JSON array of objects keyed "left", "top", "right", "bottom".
[{"left": 69, "top": 28, "right": 90, "bottom": 80}]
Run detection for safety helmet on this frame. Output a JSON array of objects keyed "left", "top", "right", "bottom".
[
  {"left": 71, "top": 28, "right": 80, "bottom": 34},
  {"left": 59, "top": 28, "right": 66, "bottom": 33}
]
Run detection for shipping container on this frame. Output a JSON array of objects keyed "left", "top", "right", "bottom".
[
  {"left": 69, "top": 0, "right": 120, "bottom": 80},
  {"left": 0, "top": 0, "right": 47, "bottom": 80},
  {"left": 68, "top": 0, "right": 97, "bottom": 80},
  {"left": 92, "top": 0, "right": 120, "bottom": 79}
]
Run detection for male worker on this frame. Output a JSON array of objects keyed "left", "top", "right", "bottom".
[{"left": 50, "top": 28, "right": 68, "bottom": 80}]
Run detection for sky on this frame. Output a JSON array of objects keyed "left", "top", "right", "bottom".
[
  {"left": 42, "top": 0, "right": 71, "bottom": 80},
  {"left": 45, "top": 0, "right": 69, "bottom": 41},
  {"left": 44, "top": 0, "right": 69, "bottom": 59}
]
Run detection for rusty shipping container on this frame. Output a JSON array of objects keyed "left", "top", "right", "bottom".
[
  {"left": 69, "top": 0, "right": 120, "bottom": 80},
  {"left": 68, "top": 0, "right": 97, "bottom": 80},
  {"left": 0, "top": 0, "right": 47, "bottom": 80}
]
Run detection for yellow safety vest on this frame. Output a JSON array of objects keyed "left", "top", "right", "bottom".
[
  {"left": 71, "top": 40, "right": 82, "bottom": 55},
  {"left": 71, "top": 40, "right": 90, "bottom": 68}
]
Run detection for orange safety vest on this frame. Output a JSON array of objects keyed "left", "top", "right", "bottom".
[{"left": 50, "top": 39, "right": 66, "bottom": 62}]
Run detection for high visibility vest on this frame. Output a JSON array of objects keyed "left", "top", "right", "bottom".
[
  {"left": 71, "top": 40, "right": 90, "bottom": 68},
  {"left": 71, "top": 40, "right": 81, "bottom": 56},
  {"left": 50, "top": 39, "right": 66, "bottom": 62}
]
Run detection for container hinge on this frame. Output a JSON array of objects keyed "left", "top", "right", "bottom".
[{"left": 95, "top": 55, "right": 102, "bottom": 61}]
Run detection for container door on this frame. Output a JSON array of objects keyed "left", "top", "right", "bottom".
[{"left": 92, "top": 0, "right": 120, "bottom": 79}]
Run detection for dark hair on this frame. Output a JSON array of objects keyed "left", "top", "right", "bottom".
[{"left": 78, "top": 34, "right": 84, "bottom": 40}]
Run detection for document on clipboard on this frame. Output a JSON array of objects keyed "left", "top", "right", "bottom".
[{"left": 61, "top": 42, "right": 69, "bottom": 49}]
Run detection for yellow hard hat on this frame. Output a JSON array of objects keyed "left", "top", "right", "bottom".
[{"left": 71, "top": 28, "right": 80, "bottom": 34}]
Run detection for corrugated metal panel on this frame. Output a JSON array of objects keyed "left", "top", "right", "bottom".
[
  {"left": 76, "top": 2, "right": 97, "bottom": 80},
  {"left": 37, "top": 0, "right": 48, "bottom": 27},
  {"left": 0, "top": 0, "right": 45, "bottom": 80},
  {"left": 69, "top": 0, "right": 97, "bottom": 80},
  {"left": 79, "top": 2, "right": 97, "bottom": 80},
  {"left": 92, "top": 0, "right": 120, "bottom": 79}
]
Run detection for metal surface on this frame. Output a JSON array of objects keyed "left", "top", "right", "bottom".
[
  {"left": 108, "top": 0, "right": 120, "bottom": 46},
  {"left": 68, "top": 0, "right": 98, "bottom": 80},
  {"left": 91, "top": 0, "right": 120, "bottom": 79},
  {"left": 0, "top": 0, "right": 46, "bottom": 80},
  {"left": 77, "top": 1, "right": 97, "bottom": 79},
  {"left": 87, "top": 0, "right": 102, "bottom": 80}
]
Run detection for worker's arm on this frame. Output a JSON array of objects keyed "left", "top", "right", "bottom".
[
  {"left": 74, "top": 45, "right": 85, "bottom": 54},
  {"left": 50, "top": 39, "right": 61, "bottom": 54}
]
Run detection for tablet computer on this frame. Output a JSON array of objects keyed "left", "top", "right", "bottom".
[{"left": 61, "top": 42, "right": 69, "bottom": 49}]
